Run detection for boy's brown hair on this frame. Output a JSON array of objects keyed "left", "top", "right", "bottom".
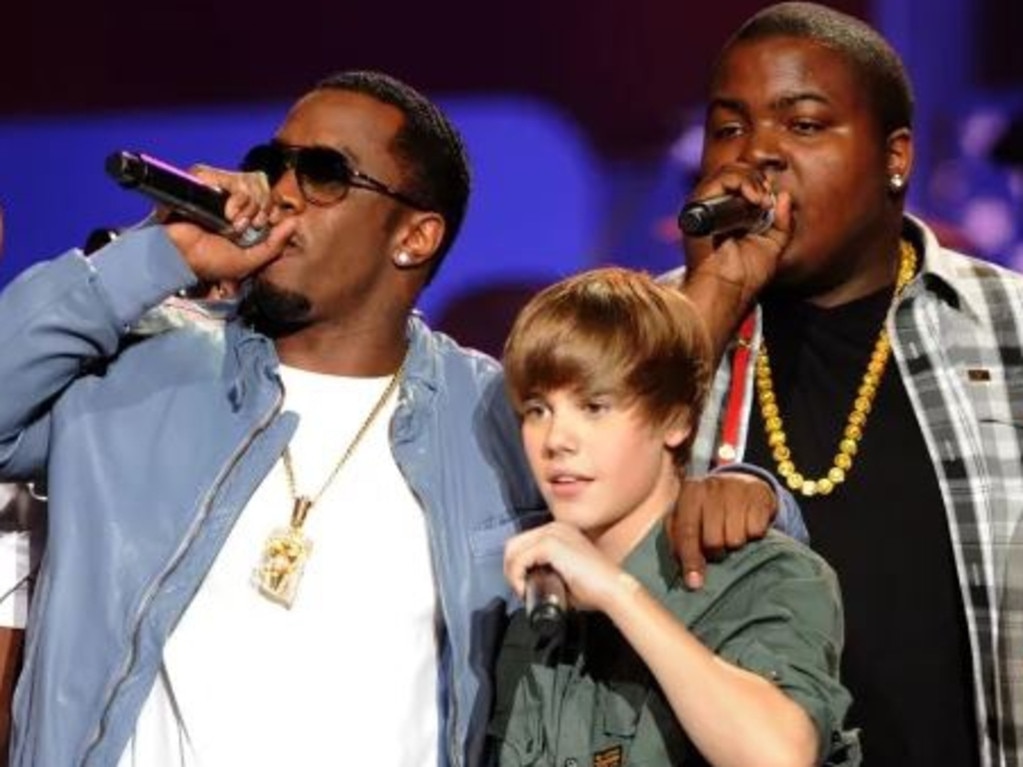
[{"left": 503, "top": 267, "right": 713, "bottom": 467}]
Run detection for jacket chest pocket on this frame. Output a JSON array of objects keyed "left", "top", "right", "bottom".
[
  {"left": 595, "top": 681, "right": 689, "bottom": 766},
  {"left": 958, "top": 365, "right": 1023, "bottom": 437},
  {"left": 470, "top": 509, "right": 551, "bottom": 559}
]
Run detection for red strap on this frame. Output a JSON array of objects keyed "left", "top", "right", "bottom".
[{"left": 715, "top": 312, "right": 757, "bottom": 467}]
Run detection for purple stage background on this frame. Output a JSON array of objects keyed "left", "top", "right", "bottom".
[{"left": 1, "top": 0, "right": 1020, "bottom": 348}]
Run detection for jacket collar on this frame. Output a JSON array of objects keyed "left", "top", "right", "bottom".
[
  {"left": 901, "top": 213, "right": 984, "bottom": 322},
  {"left": 403, "top": 311, "right": 442, "bottom": 395}
]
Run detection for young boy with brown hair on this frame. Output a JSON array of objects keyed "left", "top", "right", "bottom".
[{"left": 489, "top": 267, "right": 858, "bottom": 766}]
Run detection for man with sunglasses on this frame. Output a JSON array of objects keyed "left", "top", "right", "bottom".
[
  {"left": 0, "top": 70, "right": 546, "bottom": 767},
  {"left": 0, "top": 71, "right": 795, "bottom": 766}
]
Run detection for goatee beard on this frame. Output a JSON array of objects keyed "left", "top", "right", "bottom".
[{"left": 239, "top": 278, "right": 313, "bottom": 338}]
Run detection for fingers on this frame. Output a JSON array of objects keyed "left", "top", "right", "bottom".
[
  {"left": 774, "top": 189, "right": 793, "bottom": 226},
  {"left": 190, "top": 164, "right": 273, "bottom": 235},
  {"left": 710, "top": 473, "right": 773, "bottom": 548},
  {"left": 240, "top": 217, "right": 297, "bottom": 272},
  {"left": 164, "top": 215, "right": 296, "bottom": 284},
  {"left": 673, "top": 472, "right": 783, "bottom": 589},
  {"left": 684, "top": 164, "right": 768, "bottom": 267},
  {"left": 503, "top": 522, "right": 612, "bottom": 609},
  {"left": 681, "top": 163, "right": 787, "bottom": 289},
  {"left": 723, "top": 497, "right": 751, "bottom": 549},
  {"left": 688, "top": 163, "right": 775, "bottom": 211},
  {"left": 671, "top": 487, "right": 709, "bottom": 590},
  {"left": 744, "top": 481, "right": 777, "bottom": 539},
  {"left": 504, "top": 525, "right": 552, "bottom": 599}
]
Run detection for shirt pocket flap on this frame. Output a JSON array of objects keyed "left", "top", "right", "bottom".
[{"left": 599, "top": 680, "right": 650, "bottom": 737}]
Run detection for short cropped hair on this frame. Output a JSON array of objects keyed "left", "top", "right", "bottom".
[
  {"left": 723, "top": 2, "right": 914, "bottom": 136},
  {"left": 316, "top": 70, "right": 471, "bottom": 278},
  {"left": 503, "top": 268, "right": 712, "bottom": 467}
]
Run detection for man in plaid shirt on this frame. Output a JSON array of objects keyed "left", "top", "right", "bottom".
[{"left": 672, "top": 4, "right": 1023, "bottom": 766}]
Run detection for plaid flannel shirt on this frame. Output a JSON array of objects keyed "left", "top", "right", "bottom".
[{"left": 688, "top": 216, "right": 1023, "bottom": 767}]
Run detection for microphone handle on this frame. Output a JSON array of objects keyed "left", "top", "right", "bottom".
[
  {"left": 678, "top": 194, "right": 774, "bottom": 238},
  {"left": 105, "top": 151, "right": 267, "bottom": 247},
  {"left": 525, "top": 565, "right": 567, "bottom": 638}
]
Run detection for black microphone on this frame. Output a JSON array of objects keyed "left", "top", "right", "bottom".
[
  {"left": 105, "top": 150, "right": 268, "bottom": 248},
  {"left": 678, "top": 193, "right": 774, "bottom": 238},
  {"left": 525, "top": 565, "right": 568, "bottom": 638}
]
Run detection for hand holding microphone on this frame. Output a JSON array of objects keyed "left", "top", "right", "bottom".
[
  {"left": 525, "top": 565, "right": 568, "bottom": 638},
  {"left": 106, "top": 151, "right": 269, "bottom": 247},
  {"left": 676, "top": 175, "right": 790, "bottom": 366},
  {"left": 508, "top": 521, "right": 638, "bottom": 640},
  {"left": 104, "top": 150, "right": 297, "bottom": 286}
]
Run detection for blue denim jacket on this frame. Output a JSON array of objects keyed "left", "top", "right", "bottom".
[
  {"left": 0, "top": 227, "right": 548, "bottom": 766},
  {"left": 0, "top": 227, "right": 805, "bottom": 766}
]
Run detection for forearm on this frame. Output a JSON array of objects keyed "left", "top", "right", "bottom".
[
  {"left": 602, "top": 576, "right": 818, "bottom": 767},
  {"left": 679, "top": 269, "right": 755, "bottom": 366}
]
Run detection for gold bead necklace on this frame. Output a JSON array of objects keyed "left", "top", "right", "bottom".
[{"left": 754, "top": 239, "right": 917, "bottom": 497}]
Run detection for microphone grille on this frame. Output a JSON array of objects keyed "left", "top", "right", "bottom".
[
  {"left": 105, "top": 151, "right": 144, "bottom": 188},
  {"left": 677, "top": 204, "right": 713, "bottom": 237}
]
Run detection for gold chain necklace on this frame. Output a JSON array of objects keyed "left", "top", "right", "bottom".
[
  {"left": 755, "top": 239, "right": 917, "bottom": 498},
  {"left": 253, "top": 355, "right": 407, "bottom": 608}
]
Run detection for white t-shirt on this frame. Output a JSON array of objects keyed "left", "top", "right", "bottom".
[
  {"left": 0, "top": 484, "right": 44, "bottom": 629},
  {"left": 121, "top": 365, "right": 439, "bottom": 766}
]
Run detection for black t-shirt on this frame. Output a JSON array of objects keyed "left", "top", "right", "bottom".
[{"left": 744, "top": 286, "right": 980, "bottom": 766}]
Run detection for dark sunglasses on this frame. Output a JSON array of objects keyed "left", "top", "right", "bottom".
[{"left": 240, "top": 141, "right": 427, "bottom": 210}]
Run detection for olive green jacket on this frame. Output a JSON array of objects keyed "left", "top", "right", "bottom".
[{"left": 488, "top": 525, "right": 860, "bottom": 766}]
